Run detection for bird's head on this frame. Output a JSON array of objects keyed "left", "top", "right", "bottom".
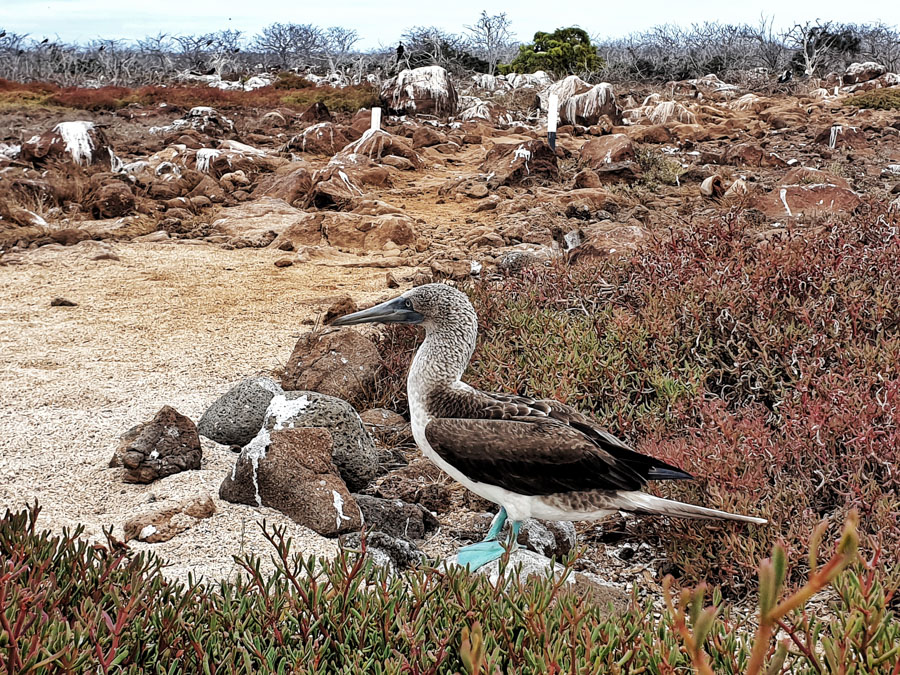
[{"left": 330, "top": 283, "right": 474, "bottom": 332}]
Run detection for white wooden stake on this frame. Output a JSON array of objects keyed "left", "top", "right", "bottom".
[
  {"left": 548, "top": 94, "right": 559, "bottom": 133},
  {"left": 370, "top": 107, "right": 382, "bottom": 131},
  {"left": 547, "top": 94, "right": 559, "bottom": 150}
]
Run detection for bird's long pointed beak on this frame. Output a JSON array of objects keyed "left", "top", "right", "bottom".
[{"left": 330, "top": 296, "right": 424, "bottom": 326}]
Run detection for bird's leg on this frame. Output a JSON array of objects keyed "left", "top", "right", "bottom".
[
  {"left": 484, "top": 507, "right": 508, "bottom": 541},
  {"left": 456, "top": 507, "right": 510, "bottom": 570}
]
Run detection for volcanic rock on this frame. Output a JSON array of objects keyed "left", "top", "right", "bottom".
[
  {"left": 232, "top": 391, "right": 377, "bottom": 492},
  {"left": 542, "top": 76, "right": 621, "bottom": 126},
  {"left": 210, "top": 197, "right": 316, "bottom": 248},
  {"left": 749, "top": 184, "right": 861, "bottom": 219},
  {"left": 282, "top": 328, "right": 380, "bottom": 407},
  {"left": 340, "top": 531, "right": 425, "bottom": 572},
  {"left": 299, "top": 101, "right": 332, "bottom": 123},
  {"left": 220, "top": 427, "right": 362, "bottom": 536},
  {"left": 21, "top": 121, "right": 117, "bottom": 167},
  {"left": 721, "top": 142, "right": 787, "bottom": 168},
  {"left": 843, "top": 62, "right": 887, "bottom": 85},
  {"left": 579, "top": 134, "right": 635, "bottom": 170},
  {"left": 514, "top": 519, "right": 576, "bottom": 558},
  {"left": 353, "top": 494, "right": 439, "bottom": 540},
  {"left": 816, "top": 125, "right": 869, "bottom": 151},
  {"left": 92, "top": 182, "right": 135, "bottom": 218},
  {"left": 123, "top": 494, "right": 216, "bottom": 543},
  {"left": 481, "top": 139, "right": 558, "bottom": 188},
  {"left": 376, "top": 457, "right": 452, "bottom": 513},
  {"left": 380, "top": 66, "right": 459, "bottom": 116},
  {"left": 283, "top": 122, "right": 349, "bottom": 155},
  {"left": 254, "top": 166, "right": 314, "bottom": 208},
  {"left": 116, "top": 406, "right": 202, "bottom": 483},
  {"left": 198, "top": 376, "right": 283, "bottom": 447},
  {"left": 323, "top": 295, "right": 358, "bottom": 324},
  {"left": 338, "top": 129, "right": 423, "bottom": 168}
]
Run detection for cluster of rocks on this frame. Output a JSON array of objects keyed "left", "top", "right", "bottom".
[
  {"left": 105, "top": 317, "right": 587, "bottom": 576},
  {"left": 5, "top": 61, "right": 899, "bottom": 273}
]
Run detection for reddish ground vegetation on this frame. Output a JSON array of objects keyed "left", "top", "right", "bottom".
[
  {"left": 0, "top": 78, "right": 379, "bottom": 112},
  {"left": 372, "top": 203, "right": 899, "bottom": 594}
]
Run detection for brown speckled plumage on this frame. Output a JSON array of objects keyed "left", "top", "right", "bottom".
[{"left": 332, "top": 283, "right": 766, "bottom": 525}]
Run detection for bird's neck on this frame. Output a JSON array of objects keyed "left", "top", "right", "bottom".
[{"left": 409, "top": 312, "right": 478, "bottom": 392}]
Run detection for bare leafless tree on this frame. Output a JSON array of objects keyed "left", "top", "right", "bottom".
[
  {"left": 253, "top": 23, "right": 324, "bottom": 69},
  {"left": 784, "top": 20, "right": 859, "bottom": 76},
  {"left": 464, "top": 11, "right": 512, "bottom": 74},
  {"left": 320, "top": 26, "right": 360, "bottom": 75}
]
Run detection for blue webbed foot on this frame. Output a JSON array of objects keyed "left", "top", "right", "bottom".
[{"left": 456, "top": 540, "right": 507, "bottom": 570}]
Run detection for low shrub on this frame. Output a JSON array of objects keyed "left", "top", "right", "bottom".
[
  {"left": 635, "top": 145, "right": 686, "bottom": 186},
  {"left": 279, "top": 84, "right": 380, "bottom": 112},
  {"left": 1, "top": 505, "right": 895, "bottom": 673},
  {"left": 271, "top": 71, "right": 315, "bottom": 89},
  {"left": 845, "top": 87, "right": 900, "bottom": 110},
  {"left": 47, "top": 86, "right": 131, "bottom": 111},
  {"left": 371, "top": 204, "right": 899, "bottom": 594},
  {"left": 0, "top": 77, "right": 378, "bottom": 113}
]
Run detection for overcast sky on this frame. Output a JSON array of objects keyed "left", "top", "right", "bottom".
[{"left": 1, "top": 0, "right": 897, "bottom": 48}]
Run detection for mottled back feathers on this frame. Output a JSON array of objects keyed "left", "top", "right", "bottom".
[{"left": 424, "top": 387, "right": 691, "bottom": 496}]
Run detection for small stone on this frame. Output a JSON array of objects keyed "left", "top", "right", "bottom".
[
  {"left": 386, "top": 272, "right": 400, "bottom": 288},
  {"left": 323, "top": 295, "right": 358, "bottom": 325},
  {"left": 50, "top": 297, "right": 77, "bottom": 307},
  {"left": 123, "top": 494, "right": 216, "bottom": 543},
  {"left": 353, "top": 494, "right": 439, "bottom": 540},
  {"left": 340, "top": 531, "right": 425, "bottom": 572},
  {"left": 274, "top": 257, "right": 294, "bottom": 267},
  {"left": 117, "top": 406, "right": 202, "bottom": 483}
]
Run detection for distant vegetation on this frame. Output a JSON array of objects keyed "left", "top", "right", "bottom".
[
  {"left": 0, "top": 16, "right": 898, "bottom": 87},
  {"left": 846, "top": 87, "right": 900, "bottom": 109},
  {"left": 0, "top": 77, "right": 379, "bottom": 112},
  {"left": 500, "top": 27, "right": 603, "bottom": 78}
]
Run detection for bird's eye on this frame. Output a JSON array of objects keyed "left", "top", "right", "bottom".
[{"left": 404, "top": 299, "right": 413, "bottom": 309}]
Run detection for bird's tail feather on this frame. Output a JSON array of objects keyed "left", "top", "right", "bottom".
[{"left": 617, "top": 491, "right": 767, "bottom": 524}]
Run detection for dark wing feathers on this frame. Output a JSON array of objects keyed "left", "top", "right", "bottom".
[{"left": 424, "top": 387, "right": 691, "bottom": 496}]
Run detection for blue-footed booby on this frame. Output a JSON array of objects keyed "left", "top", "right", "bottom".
[{"left": 332, "top": 284, "right": 766, "bottom": 569}]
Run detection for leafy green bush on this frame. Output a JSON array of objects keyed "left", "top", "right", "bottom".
[
  {"left": 845, "top": 87, "right": 900, "bottom": 110},
  {"left": 2, "top": 505, "right": 896, "bottom": 673},
  {"left": 500, "top": 27, "right": 603, "bottom": 77}
]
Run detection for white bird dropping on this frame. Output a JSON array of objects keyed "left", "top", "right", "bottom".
[
  {"left": 370, "top": 107, "right": 382, "bottom": 131},
  {"left": 547, "top": 94, "right": 559, "bottom": 150}
]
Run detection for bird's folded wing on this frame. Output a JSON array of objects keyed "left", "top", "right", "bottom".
[{"left": 423, "top": 417, "right": 647, "bottom": 495}]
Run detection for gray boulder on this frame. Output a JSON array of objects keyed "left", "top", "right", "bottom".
[
  {"left": 353, "top": 494, "right": 439, "bottom": 540},
  {"left": 515, "top": 519, "right": 576, "bottom": 558},
  {"left": 341, "top": 531, "right": 426, "bottom": 572},
  {"left": 198, "top": 376, "right": 283, "bottom": 447},
  {"left": 255, "top": 391, "right": 378, "bottom": 491}
]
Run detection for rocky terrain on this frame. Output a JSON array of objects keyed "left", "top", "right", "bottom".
[{"left": 1, "top": 63, "right": 898, "bottom": 589}]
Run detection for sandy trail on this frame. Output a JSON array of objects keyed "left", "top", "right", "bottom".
[{"left": 0, "top": 240, "right": 413, "bottom": 581}]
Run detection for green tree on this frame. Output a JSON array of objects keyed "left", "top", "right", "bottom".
[{"left": 500, "top": 27, "right": 602, "bottom": 76}]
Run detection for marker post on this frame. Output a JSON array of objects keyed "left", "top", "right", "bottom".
[
  {"left": 370, "top": 107, "right": 382, "bottom": 131},
  {"left": 547, "top": 94, "right": 558, "bottom": 151}
]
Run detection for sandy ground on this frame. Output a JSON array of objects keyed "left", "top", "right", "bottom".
[{"left": 0, "top": 239, "right": 416, "bottom": 582}]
